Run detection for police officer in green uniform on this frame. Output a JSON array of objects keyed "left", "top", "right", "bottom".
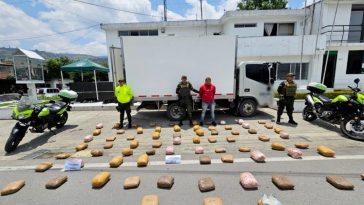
[
  {"left": 277, "top": 73, "right": 298, "bottom": 125},
  {"left": 176, "top": 75, "right": 199, "bottom": 126}
]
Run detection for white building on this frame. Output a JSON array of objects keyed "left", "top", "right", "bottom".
[{"left": 101, "top": 0, "right": 364, "bottom": 90}]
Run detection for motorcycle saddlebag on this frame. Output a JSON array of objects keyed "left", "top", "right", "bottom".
[
  {"left": 59, "top": 90, "right": 78, "bottom": 102},
  {"left": 307, "top": 82, "right": 327, "bottom": 94}
]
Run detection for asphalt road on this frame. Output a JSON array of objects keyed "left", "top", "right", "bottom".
[{"left": 0, "top": 108, "right": 363, "bottom": 205}]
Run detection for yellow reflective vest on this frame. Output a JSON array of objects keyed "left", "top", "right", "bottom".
[{"left": 115, "top": 84, "right": 133, "bottom": 103}]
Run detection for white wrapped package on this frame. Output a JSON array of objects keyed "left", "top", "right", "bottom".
[
  {"left": 220, "top": 120, "right": 226, "bottom": 125},
  {"left": 83, "top": 135, "right": 93, "bottom": 143},
  {"left": 238, "top": 119, "right": 244, "bottom": 125},
  {"left": 280, "top": 132, "right": 289, "bottom": 139},
  {"left": 242, "top": 122, "right": 250, "bottom": 129},
  {"left": 195, "top": 146, "right": 204, "bottom": 154},
  {"left": 165, "top": 155, "right": 181, "bottom": 164},
  {"left": 173, "top": 137, "right": 181, "bottom": 145},
  {"left": 166, "top": 146, "right": 174, "bottom": 155},
  {"left": 287, "top": 148, "right": 303, "bottom": 159},
  {"left": 240, "top": 172, "right": 258, "bottom": 189},
  {"left": 258, "top": 194, "right": 282, "bottom": 205},
  {"left": 250, "top": 150, "right": 266, "bottom": 162},
  {"left": 96, "top": 123, "right": 103, "bottom": 129}
]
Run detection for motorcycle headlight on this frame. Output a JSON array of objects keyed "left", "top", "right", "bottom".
[{"left": 18, "top": 114, "right": 25, "bottom": 120}]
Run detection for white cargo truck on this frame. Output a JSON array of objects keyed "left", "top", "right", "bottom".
[{"left": 117, "top": 35, "right": 275, "bottom": 120}]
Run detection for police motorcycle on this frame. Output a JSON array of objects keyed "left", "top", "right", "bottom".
[
  {"left": 5, "top": 90, "right": 78, "bottom": 153},
  {"left": 302, "top": 78, "right": 364, "bottom": 140}
]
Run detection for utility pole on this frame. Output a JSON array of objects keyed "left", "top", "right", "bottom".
[
  {"left": 163, "top": 0, "right": 167, "bottom": 21},
  {"left": 200, "top": 0, "right": 203, "bottom": 20}
]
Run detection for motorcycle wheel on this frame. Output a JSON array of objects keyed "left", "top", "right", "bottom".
[
  {"left": 56, "top": 111, "right": 68, "bottom": 129},
  {"left": 302, "top": 106, "right": 317, "bottom": 122},
  {"left": 340, "top": 118, "right": 364, "bottom": 140},
  {"left": 5, "top": 122, "right": 28, "bottom": 153}
]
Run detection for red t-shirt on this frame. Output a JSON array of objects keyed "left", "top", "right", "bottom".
[{"left": 199, "top": 83, "right": 216, "bottom": 103}]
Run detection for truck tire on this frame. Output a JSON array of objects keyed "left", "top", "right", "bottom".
[
  {"left": 238, "top": 99, "right": 257, "bottom": 117},
  {"left": 167, "top": 102, "right": 186, "bottom": 121}
]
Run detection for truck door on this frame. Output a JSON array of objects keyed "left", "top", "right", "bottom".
[{"left": 241, "top": 63, "right": 274, "bottom": 107}]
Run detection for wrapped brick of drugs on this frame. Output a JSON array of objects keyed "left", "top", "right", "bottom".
[
  {"left": 84, "top": 135, "right": 93, "bottom": 143},
  {"left": 220, "top": 120, "right": 226, "bottom": 125},
  {"left": 173, "top": 137, "right": 181, "bottom": 145},
  {"left": 130, "top": 140, "right": 139, "bottom": 149},
  {"left": 109, "top": 156, "right": 123, "bottom": 168},
  {"left": 75, "top": 143, "right": 88, "bottom": 151},
  {"left": 208, "top": 137, "right": 217, "bottom": 143},
  {"left": 146, "top": 149, "right": 156, "bottom": 156},
  {"left": 152, "top": 132, "right": 160, "bottom": 140},
  {"left": 152, "top": 141, "right": 162, "bottom": 148},
  {"left": 326, "top": 176, "right": 354, "bottom": 190},
  {"left": 93, "top": 129, "right": 101, "bottom": 136},
  {"left": 157, "top": 176, "right": 174, "bottom": 189},
  {"left": 196, "top": 129, "right": 204, "bottom": 136},
  {"left": 361, "top": 173, "right": 364, "bottom": 180},
  {"left": 274, "top": 127, "right": 283, "bottom": 134},
  {"left": 137, "top": 127, "right": 143, "bottom": 134},
  {"left": 221, "top": 154, "right": 234, "bottom": 163},
  {"left": 215, "top": 148, "right": 226, "bottom": 153},
  {"left": 257, "top": 120, "right": 266, "bottom": 124},
  {"left": 116, "top": 129, "right": 125, "bottom": 134},
  {"left": 127, "top": 135, "right": 135, "bottom": 141},
  {"left": 122, "top": 148, "right": 133, "bottom": 156},
  {"left": 166, "top": 146, "right": 174, "bottom": 155},
  {"left": 211, "top": 130, "right": 219, "bottom": 135},
  {"left": 55, "top": 153, "right": 71, "bottom": 160},
  {"left": 271, "top": 142, "right": 286, "bottom": 151},
  {"left": 203, "top": 197, "right": 224, "bottom": 205},
  {"left": 141, "top": 195, "right": 159, "bottom": 205},
  {"left": 239, "top": 146, "right": 251, "bottom": 152},
  {"left": 240, "top": 172, "right": 258, "bottom": 189},
  {"left": 199, "top": 155, "right": 211, "bottom": 164},
  {"left": 238, "top": 119, "right": 244, "bottom": 125},
  {"left": 242, "top": 122, "right": 250, "bottom": 129},
  {"left": 92, "top": 172, "right": 110, "bottom": 188},
  {"left": 198, "top": 177, "right": 215, "bottom": 192},
  {"left": 208, "top": 126, "right": 216, "bottom": 131},
  {"left": 193, "top": 136, "right": 201, "bottom": 144},
  {"left": 193, "top": 125, "right": 201, "bottom": 131},
  {"left": 257, "top": 194, "right": 281, "bottom": 205},
  {"left": 91, "top": 150, "right": 103, "bottom": 157},
  {"left": 155, "top": 126, "right": 162, "bottom": 133},
  {"left": 287, "top": 148, "right": 303, "bottom": 159},
  {"left": 295, "top": 143, "right": 309, "bottom": 149},
  {"left": 112, "top": 123, "right": 120, "bottom": 129},
  {"left": 45, "top": 176, "right": 67, "bottom": 189},
  {"left": 103, "top": 142, "right": 113, "bottom": 149},
  {"left": 272, "top": 175, "right": 295, "bottom": 190},
  {"left": 137, "top": 154, "right": 149, "bottom": 167},
  {"left": 106, "top": 136, "right": 116, "bottom": 142},
  {"left": 195, "top": 146, "right": 204, "bottom": 154},
  {"left": 317, "top": 145, "right": 336, "bottom": 157},
  {"left": 1, "top": 180, "right": 25, "bottom": 196},
  {"left": 124, "top": 176, "right": 140, "bottom": 189},
  {"left": 264, "top": 123, "right": 273, "bottom": 129},
  {"left": 35, "top": 162, "right": 53, "bottom": 172},
  {"left": 258, "top": 135, "right": 270, "bottom": 142},
  {"left": 226, "top": 136, "right": 236, "bottom": 143},
  {"left": 250, "top": 150, "right": 266, "bottom": 162},
  {"left": 173, "top": 125, "right": 181, "bottom": 132},
  {"left": 248, "top": 129, "right": 257, "bottom": 134},
  {"left": 280, "top": 132, "right": 289, "bottom": 139},
  {"left": 96, "top": 123, "right": 103, "bottom": 129},
  {"left": 224, "top": 125, "right": 232, "bottom": 130},
  {"left": 231, "top": 130, "right": 239, "bottom": 135}
]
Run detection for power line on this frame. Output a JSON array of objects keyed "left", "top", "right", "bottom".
[{"left": 0, "top": 24, "right": 99, "bottom": 41}]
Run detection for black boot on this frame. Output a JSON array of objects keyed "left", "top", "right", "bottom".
[
  {"left": 288, "top": 119, "right": 298, "bottom": 125},
  {"left": 189, "top": 119, "right": 193, "bottom": 127},
  {"left": 276, "top": 116, "right": 281, "bottom": 124}
]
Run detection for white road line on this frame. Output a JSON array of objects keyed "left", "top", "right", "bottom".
[{"left": 0, "top": 155, "right": 364, "bottom": 172}]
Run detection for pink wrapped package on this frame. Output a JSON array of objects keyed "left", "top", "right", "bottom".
[
  {"left": 166, "top": 146, "right": 174, "bottom": 155},
  {"left": 238, "top": 119, "right": 244, "bottom": 125},
  {"left": 173, "top": 137, "right": 181, "bottom": 145},
  {"left": 195, "top": 146, "right": 204, "bottom": 154},
  {"left": 280, "top": 132, "right": 289, "bottom": 139},
  {"left": 242, "top": 122, "right": 250, "bottom": 129},
  {"left": 287, "top": 148, "right": 303, "bottom": 159},
  {"left": 96, "top": 123, "right": 103, "bottom": 129},
  {"left": 250, "top": 150, "right": 266, "bottom": 162},
  {"left": 83, "top": 135, "right": 93, "bottom": 143},
  {"left": 240, "top": 172, "right": 258, "bottom": 189}
]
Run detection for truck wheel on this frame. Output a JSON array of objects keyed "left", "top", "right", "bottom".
[
  {"left": 167, "top": 102, "right": 186, "bottom": 121},
  {"left": 238, "top": 99, "right": 257, "bottom": 117}
]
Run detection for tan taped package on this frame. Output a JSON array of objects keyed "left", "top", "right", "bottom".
[
  {"left": 272, "top": 175, "right": 295, "bottom": 190},
  {"left": 231, "top": 130, "right": 239, "bottom": 135},
  {"left": 146, "top": 149, "right": 156, "bottom": 156},
  {"left": 93, "top": 129, "right": 101, "bottom": 136},
  {"left": 124, "top": 176, "right": 140, "bottom": 189},
  {"left": 258, "top": 135, "right": 270, "bottom": 142},
  {"left": 109, "top": 156, "right": 123, "bottom": 168},
  {"left": 264, "top": 123, "right": 273, "bottom": 129},
  {"left": 361, "top": 173, "right": 364, "bottom": 180},
  {"left": 137, "top": 127, "right": 143, "bottom": 134},
  {"left": 92, "top": 172, "right": 110, "bottom": 188},
  {"left": 137, "top": 154, "right": 149, "bottom": 167},
  {"left": 45, "top": 176, "right": 67, "bottom": 189},
  {"left": 248, "top": 129, "right": 257, "bottom": 134},
  {"left": 155, "top": 126, "right": 162, "bottom": 133},
  {"left": 224, "top": 125, "right": 232, "bottom": 130},
  {"left": 75, "top": 143, "right": 88, "bottom": 151},
  {"left": 274, "top": 127, "right": 283, "bottom": 134},
  {"left": 127, "top": 135, "right": 135, "bottom": 141},
  {"left": 257, "top": 120, "right": 266, "bottom": 124},
  {"left": 221, "top": 154, "right": 234, "bottom": 163},
  {"left": 193, "top": 125, "right": 201, "bottom": 131},
  {"left": 211, "top": 130, "right": 219, "bottom": 135},
  {"left": 1, "top": 180, "right": 25, "bottom": 196},
  {"left": 106, "top": 136, "right": 116, "bottom": 142},
  {"left": 130, "top": 140, "right": 139, "bottom": 149},
  {"left": 295, "top": 143, "right": 309, "bottom": 149},
  {"left": 196, "top": 129, "right": 204, "bottom": 136},
  {"left": 55, "top": 153, "right": 71, "bottom": 160},
  {"left": 317, "top": 145, "right": 336, "bottom": 157},
  {"left": 35, "top": 162, "right": 53, "bottom": 172},
  {"left": 203, "top": 197, "right": 224, "bottom": 205},
  {"left": 326, "top": 176, "right": 354, "bottom": 190},
  {"left": 112, "top": 122, "right": 120, "bottom": 129},
  {"left": 215, "top": 148, "right": 226, "bottom": 153},
  {"left": 103, "top": 142, "right": 113, "bottom": 149},
  {"left": 239, "top": 146, "right": 251, "bottom": 152},
  {"left": 226, "top": 136, "right": 236, "bottom": 143},
  {"left": 193, "top": 136, "right": 201, "bottom": 144},
  {"left": 122, "top": 148, "right": 133, "bottom": 156},
  {"left": 152, "top": 141, "right": 162, "bottom": 148},
  {"left": 198, "top": 177, "right": 215, "bottom": 192},
  {"left": 199, "top": 155, "right": 211, "bottom": 165},
  {"left": 152, "top": 132, "right": 160, "bottom": 140},
  {"left": 173, "top": 125, "right": 181, "bottom": 132},
  {"left": 141, "top": 195, "right": 159, "bottom": 205},
  {"left": 117, "top": 129, "right": 125, "bottom": 134},
  {"left": 157, "top": 176, "right": 174, "bottom": 189},
  {"left": 271, "top": 143, "right": 286, "bottom": 151},
  {"left": 91, "top": 150, "right": 103, "bottom": 157},
  {"left": 208, "top": 126, "right": 216, "bottom": 131},
  {"left": 208, "top": 137, "right": 217, "bottom": 143}
]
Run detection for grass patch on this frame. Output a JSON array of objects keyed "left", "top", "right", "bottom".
[
  {"left": 38, "top": 95, "right": 62, "bottom": 101},
  {"left": 0, "top": 102, "right": 15, "bottom": 107},
  {"left": 274, "top": 89, "right": 353, "bottom": 100}
]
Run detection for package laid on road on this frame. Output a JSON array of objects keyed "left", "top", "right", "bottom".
[
  {"left": 280, "top": 132, "right": 289, "bottom": 139},
  {"left": 198, "top": 177, "right": 215, "bottom": 192},
  {"left": 239, "top": 146, "right": 251, "bottom": 152},
  {"left": 141, "top": 195, "right": 159, "bottom": 205},
  {"left": 248, "top": 129, "right": 257, "bottom": 134},
  {"left": 257, "top": 194, "right": 282, "bottom": 205},
  {"left": 307, "top": 82, "right": 327, "bottom": 94},
  {"left": 84, "top": 135, "right": 93, "bottom": 143},
  {"left": 103, "top": 142, "right": 113, "bottom": 149},
  {"left": 258, "top": 135, "right": 270, "bottom": 142},
  {"left": 271, "top": 143, "right": 286, "bottom": 151},
  {"left": 272, "top": 175, "right": 295, "bottom": 190},
  {"left": 317, "top": 145, "right": 336, "bottom": 157},
  {"left": 224, "top": 125, "right": 232, "bottom": 130},
  {"left": 274, "top": 127, "right": 283, "bottom": 134},
  {"left": 92, "top": 172, "right": 111, "bottom": 188},
  {"left": 226, "top": 136, "right": 236, "bottom": 143},
  {"left": 199, "top": 155, "right": 211, "bottom": 165},
  {"left": 242, "top": 122, "right": 250, "bottom": 129},
  {"left": 106, "top": 136, "right": 116, "bottom": 141},
  {"left": 157, "top": 176, "right": 174, "bottom": 189},
  {"left": 361, "top": 173, "right": 364, "bottom": 180},
  {"left": 127, "top": 135, "right": 135, "bottom": 140},
  {"left": 155, "top": 126, "right": 161, "bottom": 133},
  {"left": 287, "top": 148, "right": 303, "bottom": 159},
  {"left": 165, "top": 155, "right": 181, "bottom": 164},
  {"left": 195, "top": 146, "right": 204, "bottom": 154},
  {"left": 137, "top": 127, "right": 143, "bottom": 134},
  {"left": 64, "top": 159, "right": 83, "bottom": 171},
  {"left": 211, "top": 130, "right": 219, "bottom": 135},
  {"left": 152, "top": 141, "right": 162, "bottom": 148},
  {"left": 215, "top": 148, "right": 226, "bottom": 153},
  {"left": 193, "top": 125, "right": 201, "bottom": 131},
  {"left": 123, "top": 176, "right": 140, "bottom": 189},
  {"left": 93, "top": 129, "right": 101, "bottom": 136},
  {"left": 112, "top": 122, "right": 120, "bottom": 129},
  {"left": 250, "top": 150, "right": 266, "bottom": 162},
  {"left": 240, "top": 172, "right": 258, "bottom": 189},
  {"left": 137, "top": 154, "right": 149, "bottom": 167},
  {"left": 203, "top": 197, "right": 224, "bottom": 205},
  {"left": 173, "top": 137, "right": 181, "bottom": 145},
  {"left": 45, "top": 176, "right": 68, "bottom": 189},
  {"left": 91, "top": 150, "right": 103, "bottom": 157},
  {"left": 96, "top": 123, "right": 103, "bottom": 129},
  {"left": 146, "top": 149, "right": 156, "bottom": 156},
  {"left": 35, "top": 162, "right": 53, "bottom": 172},
  {"left": 193, "top": 136, "right": 201, "bottom": 144},
  {"left": 221, "top": 154, "right": 234, "bottom": 163},
  {"left": 196, "top": 129, "right": 204, "bottom": 136},
  {"left": 165, "top": 146, "right": 175, "bottom": 155},
  {"left": 208, "top": 137, "right": 217, "bottom": 143},
  {"left": 231, "top": 130, "right": 239, "bottom": 135},
  {"left": 122, "top": 148, "right": 133, "bottom": 156},
  {"left": 152, "top": 132, "right": 160, "bottom": 140},
  {"left": 295, "top": 143, "right": 309, "bottom": 149},
  {"left": 264, "top": 123, "right": 273, "bottom": 129},
  {"left": 1, "top": 180, "right": 26, "bottom": 196},
  {"left": 130, "top": 140, "right": 139, "bottom": 149},
  {"left": 173, "top": 125, "right": 181, "bottom": 132},
  {"left": 208, "top": 126, "right": 216, "bottom": 131},
  {"left": 109, "top": 156, "right": 123, "bottom": 168},
  {"left": 326, "top": 176, "right": 354, "bottom": 190},
  {"left": 55, "top": 153, "right": 71, "bottom": 160},
  {"left": 258, "top": 120, "right": 266, "bottom": 124},
  {"left": 75, "top": 143, "right": 88, "bottom": 151},
  {"left": 116, "top": 129, "right": 125, "bottom": 134}
]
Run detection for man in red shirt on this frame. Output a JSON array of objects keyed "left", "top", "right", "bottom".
[{"left": 199, "top": 77, "right": 216, "bottom": 126}]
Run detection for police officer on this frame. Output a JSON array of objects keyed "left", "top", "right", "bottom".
[
  {"left": 115, "top": 79, "right": 134, "bottom": 129},
  {"left": 176, "top": 75, "right": 199, "bottom": 126},
  {"left": 277, "top": 73, "right": 297, "bottom": 125}
]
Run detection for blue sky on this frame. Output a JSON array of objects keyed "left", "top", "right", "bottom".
[{"left": 0, "top": 0, "right": 307, "bottom": 56}]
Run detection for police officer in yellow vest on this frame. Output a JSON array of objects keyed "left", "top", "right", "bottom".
[
  {"left": 277, "top": 73, "right": 298, "bottom": 125},
  {"left": 115, "top": 79, "right": 134, "bottom": 129}
]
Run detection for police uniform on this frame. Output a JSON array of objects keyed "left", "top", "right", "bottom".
[
  {"left": 277, "top": 73, "right": 297, "bottom": 124},
  {"left": 115, "top": 84, "right": 134, "bottom": 128},
  {"left": 176, "top": 81, "right": 198, "bottom": 125}
]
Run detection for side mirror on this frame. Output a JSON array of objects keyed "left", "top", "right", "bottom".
[{"left": 354, "top": 78, "right": 360, "bottom": 84}]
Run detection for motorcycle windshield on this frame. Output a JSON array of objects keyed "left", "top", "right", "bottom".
[{"left": 16, "top": 96, "right": 34, "bottom": 112}]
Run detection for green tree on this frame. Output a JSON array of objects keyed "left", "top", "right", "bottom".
[
  {"left": 43, "top": 57, "right": 72, "bottom": 80},
  {"left": 237, "top": 0, "right": 287, "bottom": 10}
]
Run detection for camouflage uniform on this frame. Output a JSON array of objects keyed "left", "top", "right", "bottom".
[
  {"left": 176, "top": 81, "right": 198, "bottom": 124},
  {"left": 277, "top": 80, "right": 297, "bottom": 123}
]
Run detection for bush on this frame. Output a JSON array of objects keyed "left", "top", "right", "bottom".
[
  {"left": 38, "top": 95, "right": 62, "bottom": 101},
  {"left": 274, "top": 89, "right": 353, "bottom": 100}
]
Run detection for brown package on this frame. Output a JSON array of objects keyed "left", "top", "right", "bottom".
[
  {"left": 117, "top": 129, "right": 125, "bottom": 134},
  {"left": 208, "top": 126, "right": 216, "bottom": 131},
  {"left": 264, "top": 123, "right": 273, "bottom": 129},
  {"left": 45, "top": 176, "right": 67, "bottom": 189},
  {"left": 239, "top": 146, "right": 251, "bottom": 152},
  {"left": 295, "top": 143, "right": 309, "bottom": 149},
  {"left": 109, "top": 156, "right": 123, "bottom": 168},
  {"left": 152, "top": 141, "right": 162, "bottom": 148},
  {"left": 91, "top": 150, "right": 103, "bottom": 157},
  {"left": 221, "top": 154, "right": 234, "bottom": 163},
  {"left": 35, "top": 162, "right": 53, "bottom": 172},
  {"left": 361, "top": 173, "right": 364, "bottom": 180},
  {"left": 137, "top": 154, "right": 149, "bottom": 167},
  {"left": 258, "top": 135, "right": 270, "bottom": 142},
  {"left": 203, "top": 197, "right": 224, "bottom": 205},
  {"left": 155, "top": 126, "right": 162, "bottom": 133},
  {"left": 196, "top": 129, "right": 205, "bottom": 136},
  {"left": 226, "top": 136, "right": 236, "bottom": 143},
  {"left": 317, "top": 146, "right": 336, "bottom": 157},
  {"left": 141, "top": 195, "right": 159, "bottom": 205},
  {"left": 152, "top": 132, "right": 160, "bottom": 140},
  {"left": 106, "top": 136, "right": 116, "bottom": 142},
  {"left": 193, "top": 136, "right": 201, "bottom": 144},
  {"left": 248, "top": 129, "right": 257, "bottom": 134},
  {"left": 326, "top": 176, "right": 354, "bottom": 190},
  {"left": 208, "top": 137, "right": 217, "bottom": 143},
  {"left": 215, "top": 148, "right": 226, "bottom": 153},
  {"left": 157, "top": 176, "right": 174, "bottom": 189},
  {"left": 224, "top": 125, "right": 232, "bottom": 130},
  {"left": 55, "top": 153, "right": 71, "bottom": 160},
  {"left": 130, "top": 140, "right": 139, "bottom": 149},
  {"left": 198, "top": 177, "right": 215, "bottom": 192},
  {"left": 199, "top": 155, "right": 211, "bottom": 165},
  {"left": 146, "top": 149, "right": 156, "bottom": 155},
  {"left": 211, "top": 130, "right": 219, "bottom": 135},
  {"left": 93, "top": 129, "right": 101, "bottom": 136},
  {"left": 124, "top": 176, "right": 141, "bottom": 189},
  {"left": 75, "top": 143, "right": 88, "bottom": 152},
  {"left": 127, "top": 135, "right": 135, "bottom": 141},
  {"left": 272, "top": 175, "right": 295, "bottom": 190},
  {"left": 193, "top": 125, "right": 200, "bottom": 131},
  {"left": 173, "top": 125, "right": 181, "bottom": 132},
  {"left": 122, "top": 148, "right": 133, "bottom": 156},
  {"left": 137, "top": 127, "right": 143, "bottom": 134},
  {"left": 112, "top": 122, "right": 120, "bottom": 129},
  {"left": 231, "top": 130, "right": 239, "bottom": 135},
  {"left": 274, "top": 127, "right": 283, "bottom": 134},
  {"left": 257, "top": 120, "right": 266, "bottom": 124},
  {"left": 92, "top": 172, "right": 111, "bottom": 188},
  {"left": 1, "top": 180, "right": 25, "bottom": 196},
  {"left": 103, "top": 142, "right": 113, "bottom": 149},
  {"left": 271, "top": 143, "right": 286, "bottom": 151}
]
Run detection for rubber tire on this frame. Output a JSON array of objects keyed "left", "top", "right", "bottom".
[
  {"left": 238, "top": 99, "right": 257, "bottom": 117},
  {"left": 302, "top": 106, "right": 317, "bottom": 122},
  {"left": 56, "top": 111, "right": 68, "bottom": 129},
  {"left": 166, "top": 102, "right": 186, "bottom": 121},
  {"left": 340, "top": 118, "right": 364, "bottom": 141},
  {"left": 5, "top": 123, "right": 27, "bottom": 153}
]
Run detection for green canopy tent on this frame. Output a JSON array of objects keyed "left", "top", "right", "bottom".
[{"left": 61, "top": 59, "right": 109, "bottom": 101}]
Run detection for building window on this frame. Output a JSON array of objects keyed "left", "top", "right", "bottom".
[
  {"left": 118, "top": 30, "right": 158, "bottom": 36},
  {"left": 264, "top": 23, "right": 294, "bottom": 36},
  {"left": 346, "top": 50, "right": 364, "bottom": 74},
  {"left": 148, "top": 30, "right": 158, "bottom": 36},
  {"left": 234, "top": 23, "right": 257, "bottom": 28},
  {"left": 348, "top": 4, "right": 364, "bottom": 43},
  {"left": 118, "top": 31, "right": 129, "bottom": 36},
  {"left": 246, "top": 64, "right": 270, "bottom": 85},
  {"left": 276, "top": 63, "right": 308, "bottom": 80}
]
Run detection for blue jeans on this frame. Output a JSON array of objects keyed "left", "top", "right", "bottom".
[{"left": 200, "top": 102, "right": 215, "bottom": 123}]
